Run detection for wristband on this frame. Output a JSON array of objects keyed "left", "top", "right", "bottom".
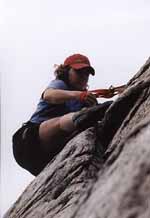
[{"left": 79, "top": 91, "right": 88, "bottom": 102}]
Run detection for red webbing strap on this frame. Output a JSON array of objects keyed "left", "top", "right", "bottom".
[{"left": 89, "top": 85, "right": 126, "bottom": 98}]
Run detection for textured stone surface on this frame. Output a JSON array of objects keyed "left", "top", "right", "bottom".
[{"left": 4, "top": 57, "right": 150, "bottom": 218}]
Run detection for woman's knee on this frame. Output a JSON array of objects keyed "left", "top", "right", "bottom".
[
  {"left": 38, "top": 113, "right": 76, "bottom": 152},
  {"left": 59, "top": 112, "right": 75, "bottom": 132},
  {"left": 39, "top": 117, "right": 61, "bottom": 143}
]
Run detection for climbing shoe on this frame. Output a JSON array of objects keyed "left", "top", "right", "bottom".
[{"left": 72, "top": 101, "right": 113, "bottom": 131}]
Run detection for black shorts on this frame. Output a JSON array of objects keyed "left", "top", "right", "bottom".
[{"left": 12, "top": 121, "right": 51, "bottom": 176}]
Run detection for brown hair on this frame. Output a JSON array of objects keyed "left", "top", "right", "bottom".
[{"left": 54, "top": 64, "right": 71, "bottom": 87}]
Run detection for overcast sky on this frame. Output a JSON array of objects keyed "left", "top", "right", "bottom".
[{"left": 1, "top": 0, "right": 150, "bottom": 216}]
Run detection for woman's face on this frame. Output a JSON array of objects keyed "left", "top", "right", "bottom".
[{"left": 68, "top": 68, "right": 90, "bottom": 90}]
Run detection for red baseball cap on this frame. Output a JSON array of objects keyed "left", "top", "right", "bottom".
[{"left": 64, "top": 54, "right": 95, "bottom": 75}]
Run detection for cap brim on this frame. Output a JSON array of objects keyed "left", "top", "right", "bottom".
[{"left": 71, "top": 63, "right": 95, "bottom": 75}]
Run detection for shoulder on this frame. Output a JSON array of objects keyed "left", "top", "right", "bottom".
[
  {"left": 40, "top": 79, "right": 68, "bottom": 99},
  {"left": 47, "top": 79, "right": 68, "bottom": 90}
]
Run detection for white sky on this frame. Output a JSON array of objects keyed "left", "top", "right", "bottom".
[{"left": 1, "top": 0, "right": 150, "bottom": 216}]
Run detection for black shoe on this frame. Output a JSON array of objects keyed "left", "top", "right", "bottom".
[{"left": 72, "top": 101, "right": 113, "bottom": 131}]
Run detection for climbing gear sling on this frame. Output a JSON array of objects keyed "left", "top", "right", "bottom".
[{"left": 89, "top": 85, "right": 126, "bottom": 98}]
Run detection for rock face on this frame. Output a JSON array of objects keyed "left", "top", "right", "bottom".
[{"left": 4, "top": 58, "right": 150, "bottom": 218}]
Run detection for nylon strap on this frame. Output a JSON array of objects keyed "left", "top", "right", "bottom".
[{"left": 89, "top": 85, "right": 126, "bottom": 98}]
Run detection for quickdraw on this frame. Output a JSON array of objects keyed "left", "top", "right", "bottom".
[{"left": 89, "top": 85, "right": 126, "bottom": 98}]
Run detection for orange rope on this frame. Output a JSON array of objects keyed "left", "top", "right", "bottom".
[{"left": 89, "top": 85, "right": 126, "bottom": 98}]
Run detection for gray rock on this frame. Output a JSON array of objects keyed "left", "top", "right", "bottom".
[{"left": 4, "top": 57, "right": 150, "bottom": 218}]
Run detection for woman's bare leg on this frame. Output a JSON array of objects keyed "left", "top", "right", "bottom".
[
  {"left": 39, "top": 113, "right": 75, "bottom": 152},
  {"left": 39, "top": 102, "right": 113, "bottom": 153}
]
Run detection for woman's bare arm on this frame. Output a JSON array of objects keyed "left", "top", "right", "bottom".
[{"left": 43, "top": 88, "right": 82, "bottom": 104}]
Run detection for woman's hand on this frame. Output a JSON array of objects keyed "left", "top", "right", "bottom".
[{"left": 79, "top": 91, "right": 98, "bottom": 106}]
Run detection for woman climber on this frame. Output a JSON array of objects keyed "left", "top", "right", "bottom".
[{"left": 12, "top": 54, "right": 113, "bottom": 176}]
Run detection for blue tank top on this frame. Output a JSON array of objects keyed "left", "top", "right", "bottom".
[{"left": 29, "top": 79, "right": 84, "bottom": 124}]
